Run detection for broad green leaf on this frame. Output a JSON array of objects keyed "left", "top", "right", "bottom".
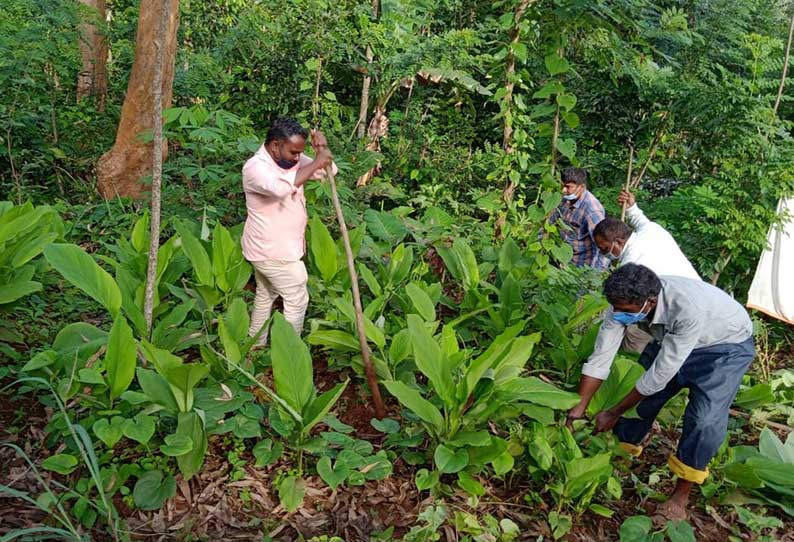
[
  {"left": 544, "top": 53, "right": 570, "bottom": 75},
  {"left": 370, "top": 418, "right": 400, "bottom": 434},
  {"left": 78, "top": 367, "right": 104, "bottom": 384},
  {"left": 92, "top": 416, "right": 126, "bottom": 448},
  {"left": 666, "top": 521, "right": 696, "bottom": 542},
  {"left": 278, "top": 475, "right": 306, "bottom": 513},
  {"left": 317, "top": 456, "right": 350, "bottom": 489},
  {"left": 434, "top": 444, "right": 468, "bottom": 473},
  {"left": 448, "top": 431, "right": 491, "bottom": 447},
  {"left": 307, "top": 330, "right": 360, "bottom": 351},
  {"left": 529, "top": 435, "right": 554, "bottom": 471},
  {"left": 383, "top": 380, "right": 444, "bottom": 432},
  {"left": 358, "top": 264, "right": 382, "bottom": 297},
  {"left": 105, "top": 316, "right": 136, "bottom": 399},
  {"left": 224, "top": 297, "right": 250, "bottom": 343},
  {"left": 619, "top": 516, "right": 653, "bottom": 542},
  {"left": 175, "top": 411, "right": 207, "bottom": 480},
  {"left": 388, "top": 329, "right": 412, "bottom": 365},
  {"left": 415, "top": 468, "right": 439, "bottom": 491},
  {"left": 131, "top": 212, "right": 150, "bottom": 254},
  {"left": 174, "top": 221, "right": 213, "bottom": 287},
  {"left": 408, "top": 315, "right": 454, "bottom": 408},
  {"left": 41, "top": 454, "right": 78, "bottom": 475},
  {"left": 217, "top": 318, "right": 241, "bottom": 366},
  {"left": 160, "top": 434, "right": 194, "bottom": 456},
  {"left": 588, "top": 356, "right": 645, "bottom": 416},
  {"left": 253, "top": 439, "right": 283, "bottom": 467},
  {"left": 564, "top": 453, "right": 613, "bottom": 499},
  {"left": 759, "top": 427, "right": 794, "bottom": 464},
  {"left": 464, "top": 323, "right": 524, "bottom": 397},
  {"left": 43, "top": 243, "right": 121, "bottom": 316},
  {"left": 556, "top": 138, "right": 576, "bottom": 160},
  {"left": 364, "top": 209, "right": 408, "bottom": 244},
  {"left": 405, "top": 282, "right": 436, "bottom": 321},
  {"left": 556, "top": 92, "right": 577, "bottom": 112},
  {"left": 123, "top": 414, "right": 156, "bottom": 445},
  {"left": 302, "top": 381, "right": 348, "bottom": 435},
  {"left": 133, "top": 470, "right": 176, "bottom": 510},
  {"left": 211, "top": 223, "right": 236, "bottom": 292},
  {"left": 734, "top": 383, "right": 775, "bottom": 410},
  {"left": 0, "top": 280, "right": 42, "bottom": 304},
  {"left": 21, "top": 350, "right": 57, "bottom": 372},
  {"left": 136, "top": 367, "right": 179, "bottom": 413},
  {"left": 162, "top": 363, "right": 210, "bottom": 413},
  {"left": 310, "top": 216, "right": 338, "bottom": 282},
  {"left": 500, "top": 377, "right": 580, "bottom": 409},
  {"left": 456, "top": 471, "right": 485, "bottom": 496},
  {"left": 492, "top": 451, "right": 514, "bottom": 475},
  {"left": 271, "top": 313, "right": 315, "bottom": 413}
]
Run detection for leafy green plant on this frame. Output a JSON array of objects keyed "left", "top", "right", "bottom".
[
  {"left": 723, "top": 428, "right": 794, "bottom": 516},
  {"left": 0, "top": 201, "right": 63, "bottom": 351},
  {"left": 384, "top": 313, "right": 579, "bottom": 485}
]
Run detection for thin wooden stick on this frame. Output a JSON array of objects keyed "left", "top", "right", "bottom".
[
  {"left": 324, "top": 165, "right": 387, "bottom": 419},
  {"left": 774, "top": 8, "right": 794, "bottom": 116},
  {"left": 730, "top": 408, "right": 793, "bottom": 433},
  {"left": 620, "top": 144, "right": 634, "bottom": 222},
  {"left": 629, "top": 111, "right": 669, "bottom": 191}
]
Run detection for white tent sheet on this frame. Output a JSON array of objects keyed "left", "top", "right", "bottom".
[{"left": 747, "top": 197, "right": 794, "bottom": 326}]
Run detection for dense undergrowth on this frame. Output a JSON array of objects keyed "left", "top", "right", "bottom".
[{"left": 2, "top": 0, "right": 794, "bottom": 541}]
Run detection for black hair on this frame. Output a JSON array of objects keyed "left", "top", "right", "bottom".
[
  {"left": 603, "top": 263, "right": 661, "bottom": 305},
  {"left": 594, "top": 217, "right": 633, "bottom": 242},
  {"left": 265, "top": 117, "right": 309, "bottom": 144},
  {"left": 561, "top": 167, "right": 588, "bottom": 185}
]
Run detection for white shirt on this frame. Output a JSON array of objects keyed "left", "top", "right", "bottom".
[
  {"left": 620, "top": 204, "right": 700, "bottom": 280},
  {"left": 582, "top": 276, "right": 753, "bottom": 395}
]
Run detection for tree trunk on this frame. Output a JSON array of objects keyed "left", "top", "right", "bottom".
[
  {"left": 355, "top": 0, "right": 379, "bottom": 140},
  {"left": 77, "top": 0, "right": 108, "bottom": 111},
  {"left": 143, "top": 0, "right": 170, "bottom": 335},
  {"left": 494, "top": 0, "right": 532, "bottom": 238},
  {"left": 96, "top": 0, "right": 179, "bottom": 200}
]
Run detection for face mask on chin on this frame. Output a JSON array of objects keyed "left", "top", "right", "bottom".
[
  {"left": 603, "top": 241, "right": 621, "bottom": 262},
  {"left": 562, "top": 185, "right": 582, "bottom": 201},
  {"left": 274, "top": 143, "right": 298, "bottom": 169}
]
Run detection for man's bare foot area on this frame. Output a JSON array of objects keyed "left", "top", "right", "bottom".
[{"left": 652, "top": 499, "right": 688, "bottom": 526}]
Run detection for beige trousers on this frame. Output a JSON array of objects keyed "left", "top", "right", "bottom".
[{"left": 247, "top": 259, "right": 309, "bottom": 346}]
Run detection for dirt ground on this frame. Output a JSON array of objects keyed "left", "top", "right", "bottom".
[{"left": 2, "top": 373, "right": 793, "bottom": 542}]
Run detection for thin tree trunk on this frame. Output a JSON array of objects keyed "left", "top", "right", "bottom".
[
  {"left": 96, "top": 0, "right": 179, "bottom": 200},
  {"left": 356, "top": 47, "right": 373, "bottom": 139},
  {"left": 356, "top": 0, "right": 379, "bottom": 139},
  {"left": 143, "top": 0, "right": 170, "bottom": 335},
  {"left": 495, "top": 0, "right": 532, "bottom": 238},
  {"left": 774, "top": 7, "right": 794, "bottom": 116},
  {"left": 77, "top": 0, "right": 108, "bottom": 111},
  {"left": 620, "top": 144, "right": 634, "bottom": 221}
]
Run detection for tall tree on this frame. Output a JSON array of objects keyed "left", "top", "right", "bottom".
[
  {"left": 96, "top": 0, "right": 179, "bottom": 200},
  {"left": 76, "top": 0, "right": 108, "bottom": 111}
]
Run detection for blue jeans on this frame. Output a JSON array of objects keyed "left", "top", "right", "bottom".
[{"left": 614, "top": 337, "right": 754, "bottom": 475}]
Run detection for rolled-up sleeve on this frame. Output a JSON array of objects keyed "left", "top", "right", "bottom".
[
  {"left": 635, "top": 318, "right": 701, "bottom": 396},
  {"left": 582, "top": 310, "right": 624, "bottom": 380}
]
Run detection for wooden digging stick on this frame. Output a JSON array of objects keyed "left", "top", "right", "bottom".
[
  {"left": 324, "top": 164, "right": 387, "bottom": 419},
  {"left": 621, "top": 144, "right": 634, "bottom": 222}
]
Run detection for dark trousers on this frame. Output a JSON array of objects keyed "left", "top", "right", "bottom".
[{"left": 614, "top": 337, "right": 755, "bottom": 473}]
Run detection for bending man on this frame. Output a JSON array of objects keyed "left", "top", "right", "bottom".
[{"left": 569, "top": 263, "right": 754, "bottom": 521}]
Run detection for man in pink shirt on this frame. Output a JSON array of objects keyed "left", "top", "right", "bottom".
[{"left": 242, "top": 117, "right": 335, "bottom": 346}]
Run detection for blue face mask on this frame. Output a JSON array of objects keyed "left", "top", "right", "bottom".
[
  {"left": 562, "top": 193, "right": 578, "bottom": 201},
  {"left": 613, "top": 300, "right": 649, "bottom": 325}
]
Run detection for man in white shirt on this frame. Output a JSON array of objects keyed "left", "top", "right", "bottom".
[
  {"left": 593, "top": 190, "right": 700, "bottom": 280},
  {"left": 592, "top": 190, "right": 700, "bottom": 352}
]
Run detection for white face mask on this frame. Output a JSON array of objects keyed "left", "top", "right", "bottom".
[{"left": 603, "top": 241, "right": 621, "bottom": 261}]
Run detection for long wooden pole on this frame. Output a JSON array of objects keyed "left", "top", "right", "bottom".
[
  {"left": 620, "top": 144, "right": 634, "bottom": 222},
  {"left": 324, "top": 165, "right": 386, "bottom": 419}
]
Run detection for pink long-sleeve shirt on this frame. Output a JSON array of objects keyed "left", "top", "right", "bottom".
[{"left": 241, "top": 145, "right": 335, "bottom": 262}]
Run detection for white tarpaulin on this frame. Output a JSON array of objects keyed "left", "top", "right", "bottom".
[{"left": 747, "top": 197, "right": 794, "bottom": 325}]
